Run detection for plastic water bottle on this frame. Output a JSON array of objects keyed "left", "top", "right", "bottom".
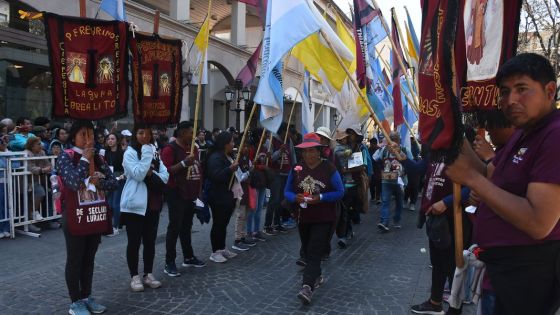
[{"left": 50, "top": 172, "right": 61, "bottom": 199}]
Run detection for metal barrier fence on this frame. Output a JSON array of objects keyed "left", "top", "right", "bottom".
[{"left": 0, "top": 153, "right": 59, "bottom": 238}]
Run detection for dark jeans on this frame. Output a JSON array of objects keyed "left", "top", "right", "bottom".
[
  {"left": 404, "top": 174, "right": 420, "bottom": 205},
  {"left": 264, "top": 173, "right": 287, "bottom": 228},
  {"left": 209, "top": 201, "right": 235, "bottom": 252},
  {"left": 125, "top": 211, "right": 160, "bottom": 277},
  {"left": 343, "top": 186, "right": 361, "bottom": 236},
  {"left": 108, "top": 180, "right": 124, "bottom": 228},
  {"left": 370, "top": 175, "right": 381, "bottom": 200},
  {"left": 165, "top": 189, "right": 195, "bottom": 264},
  {"left": 299, "top": 222, "right": 332, "bottom": 288},
  {"left": 62, "top": 214, "right": 101, "bottom": 302}
]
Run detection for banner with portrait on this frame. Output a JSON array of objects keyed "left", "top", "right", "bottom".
[
  {"left": 455, "top": 0, "right": 523, "bottom": 115},
  {"left": 129, "top": 33, "right": 183, "bottom": 125},
  {"left": 43, "top": 13, "right": 129, "bottom": 120}
]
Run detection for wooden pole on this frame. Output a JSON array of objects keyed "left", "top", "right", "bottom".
[
  {"left": 79, "top": 0, "right": 86, "bottom": 17},
  {"left": 283, "top": 93, "right": 299, "bottom": 144},
  {"left": 228, "top": 102, "right": 258, "bottom": 188},
  {"left": 153, "top": 10, "right": 160, "bottom": 34},
  {"left": 313, "top": 95, "right": 329, "bottom": 125},
  {"left": 453, "top": 183, "right": 464, "bottom": 268},
  {"left": 391, "top": 8, "right": 420, "bottom": 94},
  {"left": 319, "top": 29, "right": 392, "bottom": 143},
  {"left": 371, "top": 0, "right": 420, "bottom": 112},
  {"left": 253, "top": 127, "right": 267, "bottom": 163}
]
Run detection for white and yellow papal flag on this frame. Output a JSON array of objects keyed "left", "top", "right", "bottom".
[{"left": 190, "top": 11, "right": 210, "bottom": 84}]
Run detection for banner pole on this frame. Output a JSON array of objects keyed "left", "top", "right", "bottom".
[{"left": 228, "top": 102, "right": 259, "bottom": 188}]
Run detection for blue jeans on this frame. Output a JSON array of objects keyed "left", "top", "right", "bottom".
[
  {"left": 0, "top": 184, "right": 8, "bottom": 233},
  {"left": 108, "top": 181, "right": 124, "bottom": 228},
  {"left": 247, "top": 188, "right": 266, "bottom": 234},
  {"left": 380, "top": 182, "right": 403, "bottom": 225},
  {"left": 481, "top": 290, "right": 496, "bottom": 315}
]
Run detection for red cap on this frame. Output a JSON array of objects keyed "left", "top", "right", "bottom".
[{"left": 295, "top": 133, "right": 325, "bottom": 149}]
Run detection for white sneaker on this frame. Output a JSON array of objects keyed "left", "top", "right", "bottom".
[
  {"left": 143, "top": 273, "right": 162, "bottom": 289},
  {"left": 409, "top": 204, "right": 416, "bottom": 211},
  {"left": 220, "top": 249, "right": 238, "bottom": 259},
  {"left": 209, "top": 251, "right": 227, "bottom": 263},
  {"left": 33, "top": 211, "right": 43, "bottom": 221},
  {"left": 130, "top": 275, "right": 144, "bottom": 292},
  {"left": 27, "top": 224, "right": 41, "bottom": 232},
  {"left": 106, "top": 228, "right": 119, "bottom": 237},
  {"left": 3, "top": 231, "right": 10, "bottom": 238}
]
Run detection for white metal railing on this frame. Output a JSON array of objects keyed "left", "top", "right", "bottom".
[{"left": 3, "top": 153, "right": 59, "bottom": 238}]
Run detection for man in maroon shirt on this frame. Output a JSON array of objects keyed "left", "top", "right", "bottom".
[
  {"left": 447, "top": 53, "right": 560, "bottom": 314},
  {"left": 161, "top": 121, "right": 206, "bottom": 277}
]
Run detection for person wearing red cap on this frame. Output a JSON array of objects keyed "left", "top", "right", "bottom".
[{"left": 284, "top": 133, "right": 344, "bottom": 304}]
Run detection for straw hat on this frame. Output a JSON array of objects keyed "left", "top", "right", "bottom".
[{"left": 335, "top": 129, "right": 349, "bottom": 140}]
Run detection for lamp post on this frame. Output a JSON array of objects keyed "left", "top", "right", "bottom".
[
  {"left": 182, "top": 69, "right": 193, "bottom": 88},
  {"left": 333, "top": 111, "right": 340, "bottom": 127},
  {"left": 225, "top": 79, "right": 251, "bottom": 131}
]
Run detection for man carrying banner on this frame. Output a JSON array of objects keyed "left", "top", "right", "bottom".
[{"left": 446, "top": 53, "right": 560, "bottom": 314}]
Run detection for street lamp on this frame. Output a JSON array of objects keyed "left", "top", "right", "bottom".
[
  {"left": 182, "top": 69, "right": 193, "bottom": 88},
  {"left": 224, "top": 86, "right": 234, "bottom": 103},
  {"left": 333, "top": 111, "right": 340, "bottom": 126},
  {"left": 224, "top": 79, "right": 250, "bottom": 130}
]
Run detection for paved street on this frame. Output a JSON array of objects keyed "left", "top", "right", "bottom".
[{"left": 0, "top": 202, "right": 475, "bottom": 315}]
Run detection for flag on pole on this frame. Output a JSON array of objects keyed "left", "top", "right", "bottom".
[
  {"left": 352, "top": 0, "right": 378, "bottom": 90},
  {"left": 190, "top": 13, "right": 210, "bottom": 85},
  {"left": 404, "top": 6, "right": 419, "bottom": 65},
  {"left": 236, "top": 41, "right": 262, "bottom": 88},
  {"left": 391, "top": 13, "right": 405, "bottom": 127},
  {"left": 100, "top": 0, "right": 127, "bottom": 21},
  {"left": 399, "top": 78, "right": 417, "bottom": 153},
  {"left": 254, "top": 0, "right": 322, "bottom": 133},
  {"left": 301, "top": 71, "right": 313, "bottom": 134},
  {"left": 238, "top": 0, "right": 268, "bottom": 24},
  {"left": 291, "top": 1, "right": 354, "bottom": 92}
]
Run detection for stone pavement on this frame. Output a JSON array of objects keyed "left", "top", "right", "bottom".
[{"left": 0, "top": 202, "right": 475, "bottom": 315}]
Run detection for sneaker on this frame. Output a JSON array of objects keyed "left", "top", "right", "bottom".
[
  {"left": 163, "top": 263, "right": 181, "bottom": 277},
  {"left": 297, "top": 285, "right": 313, "bottom": 304},
  {"left": 143, "top": 273, "right": 162, "bottom": 289},
  {"left": 263, "top": 227, "right": 277, "bottom": 236},
  {"left": 47, "top": 221, "right": 61, "bottom": 229},
  {"left": 410, "top": 300, "right": 444, "bottom": 315},
  {"left": 33, "top": 211, "right": 43, "bottom": 221},
  {"left": 337, "top": 239, "right": 347, "bottom": 249},
  {"left": 296, "top": 257, "right": 307, "bottom": 267},
  {"left": 3, "top": 231, "right": 9, "bottom": 238},
  {"left": 377, "top": 223, "right": 390, "bottom": 232},
  {"left": 130, "top": 275, "right": 144, "bottom": 292},
  {"left": 314, "top": 275, "right": 325, "bottom": 289},
  {"left": 252, "top": 231, "right": 266, "bottom": 242},
  {"left": 409, "top": 204, "right": 416, "bottom": 211},
  {"left": 105, "top": 228, "right": 119, "bottom": 237},
  {"left": 232, "top": 240, "right": 250, "bottom": 251},
  {"left": 209, "top": 251, "right": 227, "bottom": 263},
  {"left": 282, "top": 219, "right": 297, "bottom": 229},
  {"left": 376, "top": 200, "right": 381, "bottom": 205},
  {"left": 68, "top": 300, "right": 90, "bottom": 315},
  {"left": 27, "top": 224, "right": 41, "bottom": 232},
  {"left": 220, "top": 249, "right": 238, "bottom": 259},
  {"left": 274, "top": 225, "right": 289, "bottom": 234},
  {"left": 84, "top": 297, "right": 106, "bottom": 314},
  {"left": 393, "top": 223, "right": 402, "bottom": 229},
  {"left": 446, "top": 307, "right": 462, "bottom": 315},
  {"left": 241, "top": 237, "right": 257, "bottom": 247},
  {"left": 182, "top": 256, "right": 206, "bottom": 268}
]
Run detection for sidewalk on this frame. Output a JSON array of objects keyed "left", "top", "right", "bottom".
[{"left": 0, "top": 202, "right": 475, "bottom": 314}]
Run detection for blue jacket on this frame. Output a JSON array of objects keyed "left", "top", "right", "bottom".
[{"left": 120, "top": 145, "right": 169, "bottom": 216}]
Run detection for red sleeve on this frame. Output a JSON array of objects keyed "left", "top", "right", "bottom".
[{"left": 160, "top": 146, "right": 175, "bottom": 169}]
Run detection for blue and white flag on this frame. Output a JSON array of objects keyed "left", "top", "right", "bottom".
[
  {"left": 100, "top": 0, "right": 127, "bottom": 21},
  {"left": 400, "top": 78, "right": 417, "bottom": 153},
  {"left": 254, "top": 0, "right": 322, "bottom": 133},
  {"left": 301, "top": 71, "right": 313, "bottom": 135}
]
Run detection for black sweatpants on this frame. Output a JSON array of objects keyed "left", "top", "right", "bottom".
[
  {"left": 125, "top": 211, "right": 160, "bottom": 277},
  {"left": 299, "top": 222, "right": 332, "bottom": 289},
  {"left": 62, "top": 216, "right": 101, "bottom": 302},
  {"left": 165, "top": 189, "right": 196, "bottom": 264},
  {"left": 209, "top": 201, "right": 235, "bottom": 252},
  {"left": 429, "top": 238, "right": 455, "bottom": 303}
]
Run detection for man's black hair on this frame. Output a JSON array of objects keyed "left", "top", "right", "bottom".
[
  {"left": 34, "top": 116, "right": 50, "bottom": 127},
  {"left": 496, "top": 53, "right": 557, "bottom": 99},
  {"left": 175, "top": 121, "right": 193, "bottom": 136},
  {"left": 15, "top": 116, "right": 30, "bottom": 126}
]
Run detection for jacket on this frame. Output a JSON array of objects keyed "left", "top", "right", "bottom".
[
  {"left": 206, "top": 151, "right": 234, "bottom": 207},
  {"left": 120, "top": 145, "right": 169, "bottom": 216}
]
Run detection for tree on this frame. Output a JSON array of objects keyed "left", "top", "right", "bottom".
[{"left": 518, "top": 0, "right": 560, "bottom": 87}]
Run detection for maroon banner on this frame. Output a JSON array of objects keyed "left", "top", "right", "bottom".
[
  {"left": 418, "top": 0, "right": 462, "bottom": 154},
  {"left": 44, "top": 13, "right": 128, "bottom": 120},
  {"left": 455, "top": 0, "right": 523, "bottom": 114},
  {"left": 129, "top": 33, "right": 183, "bottom": 125},
  {"left": 391, "top": 13, "right": 405, "bottom": 127}
]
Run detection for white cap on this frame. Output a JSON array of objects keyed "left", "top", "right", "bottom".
[
  {"left": 315, "top": 126, "right": 333, "bottom": 141},
  {"left": 121, "top": 129, "right": 132, "bottom": 137}
]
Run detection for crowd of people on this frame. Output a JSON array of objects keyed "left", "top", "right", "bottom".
[{"left": 0, "top": 53, "right": 559, "bottom": 315}]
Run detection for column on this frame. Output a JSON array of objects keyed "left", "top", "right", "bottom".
[
  {"left": 325, "top": 106, "right": 331, "bottom": 130},
  {"left": 230, "top": 1, "right": 246, "bottom": 46},
  {"left": 170, "top": 0, "right": 190, "bottom": 22},
  {"left": 180, "top": 85, "right": 190, "bottom": 121}
]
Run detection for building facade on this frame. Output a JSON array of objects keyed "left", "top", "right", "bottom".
[{"left": 0, "top": 0, "right": 347, "bottom": 132}]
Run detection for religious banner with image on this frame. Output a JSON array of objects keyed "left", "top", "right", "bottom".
[
  {"left": 43, "top": 13, "right": 129, "bottom": 120},
  {"left": 455, "top": 0, "right": 523, "bottom": 115},
  {"left": 129, "top": 33, "right": 183, "bottom": 125}
]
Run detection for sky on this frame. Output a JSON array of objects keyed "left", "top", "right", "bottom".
[{"left": 332, "top": 0, "right": 422, "bottom": 39}]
